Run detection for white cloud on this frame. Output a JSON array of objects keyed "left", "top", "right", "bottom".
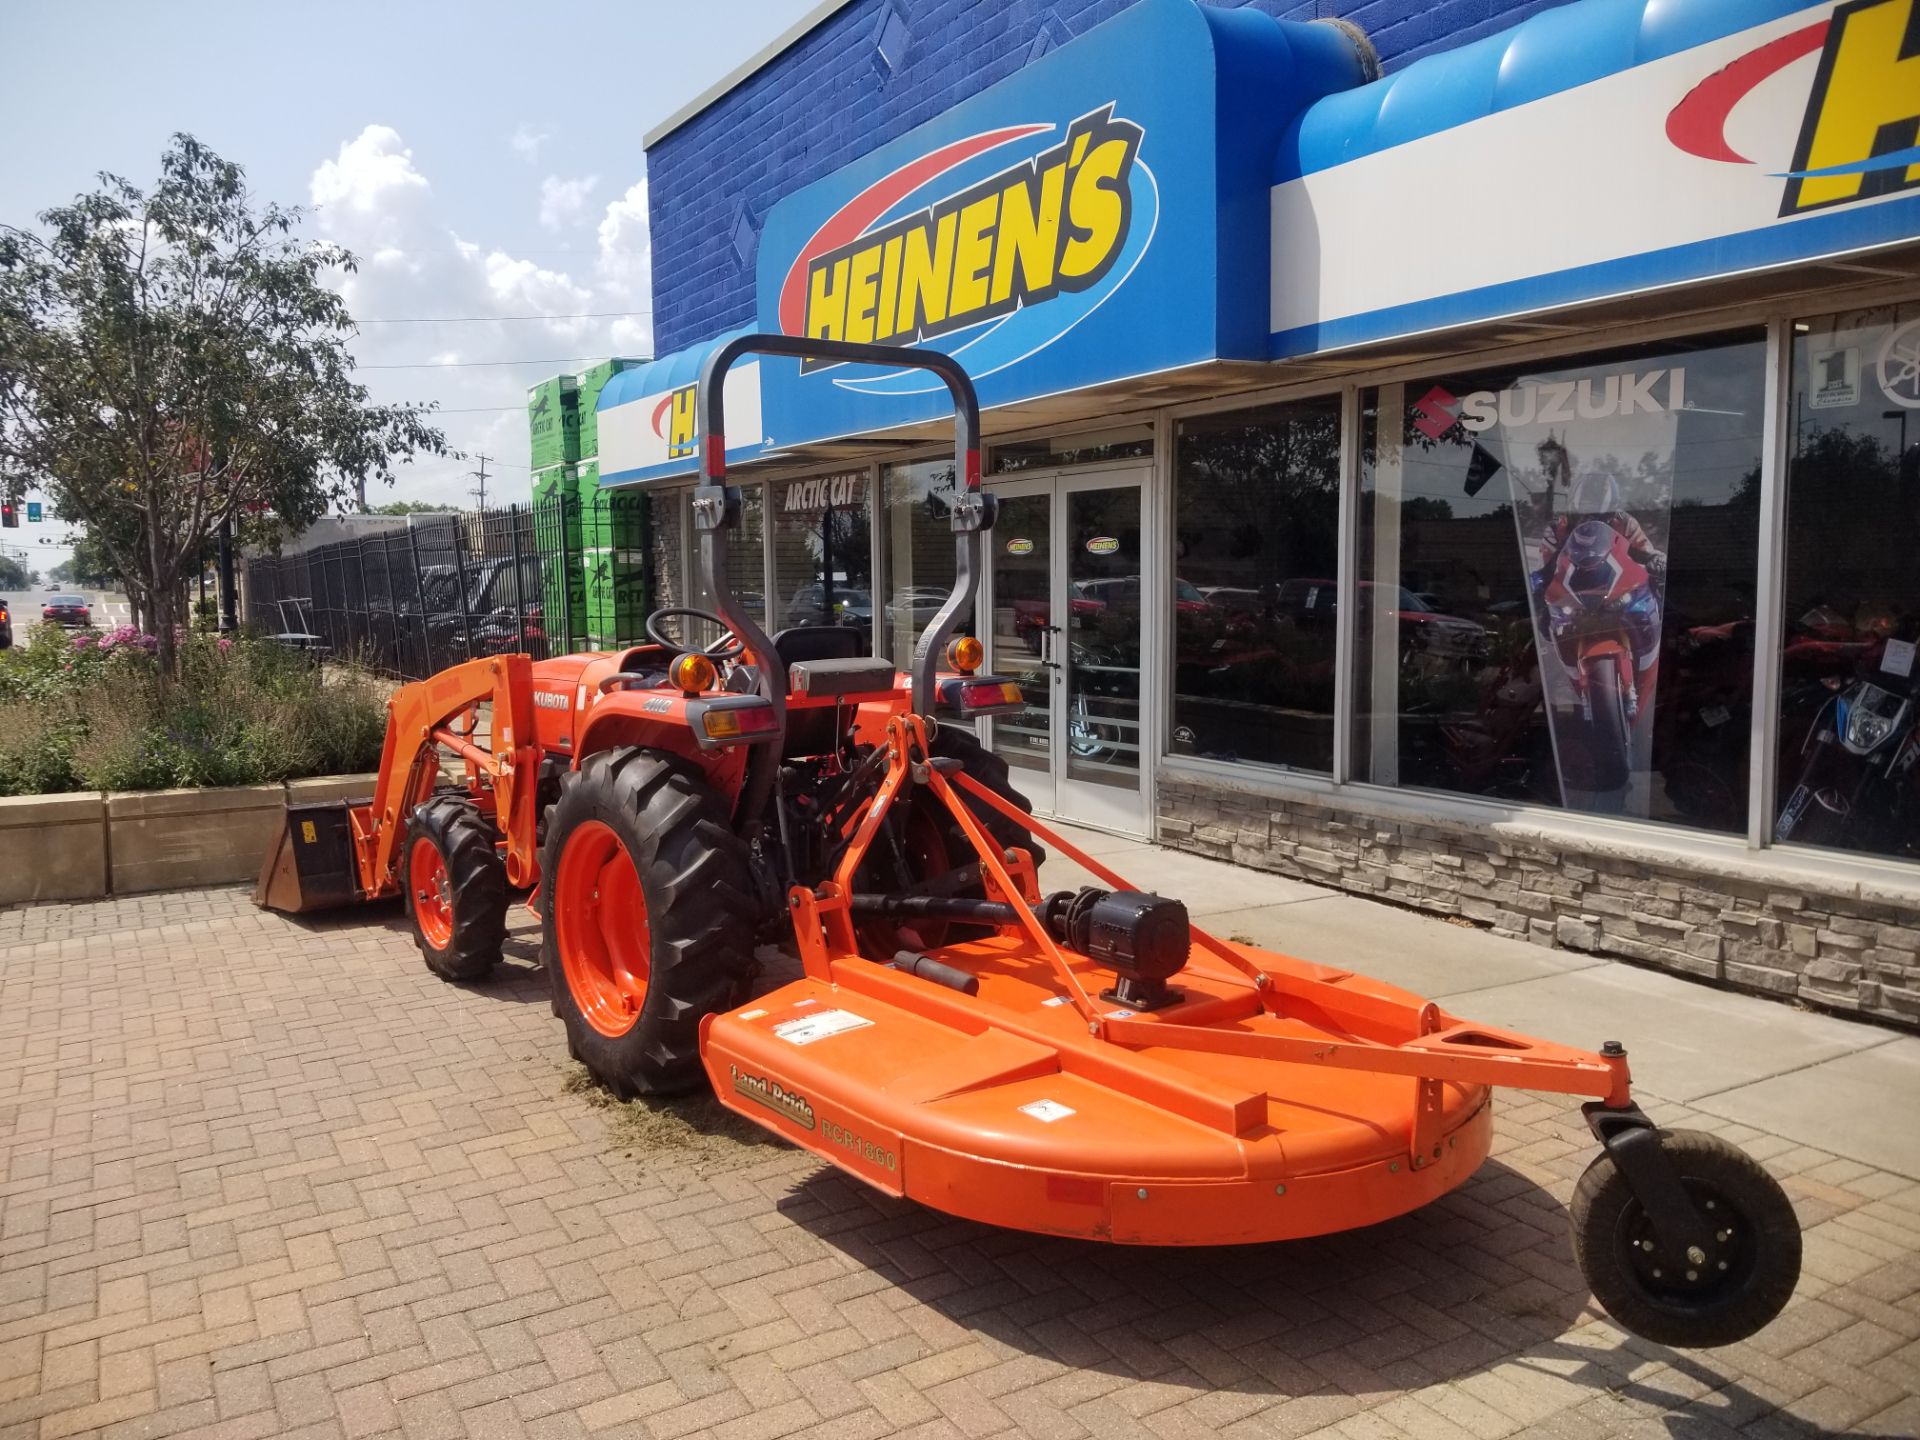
[
  {"left": 537, "top": 174, "right": 599, "bottom": 232},
  {"left": 508, "top": 123, "right": 549, "bottom": 163},
  {"left": 596, "top": 172, "right": 652, "bottom": 355},
  {"left": 303, "top": 125, "right": 654, "bottom": 509}
]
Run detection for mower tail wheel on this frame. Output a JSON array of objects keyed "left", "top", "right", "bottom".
[
  {"left": 543, "top": 746, "right": 759, "bottom": 1097},
  {"left": 404, "top": 797, "right": 508, "bottom": 982},
  {"left": 1571, "top": 1128, "right": 1800, "bottom": 1348}
]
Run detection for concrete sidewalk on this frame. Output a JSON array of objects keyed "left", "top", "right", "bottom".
[{"left": 1051, "top": 822, "right": 1920, "bottom": 1182}]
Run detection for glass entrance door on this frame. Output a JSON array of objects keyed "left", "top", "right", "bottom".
[{"left": 985, "top": 467, "right": 1149, "bottom": 835}]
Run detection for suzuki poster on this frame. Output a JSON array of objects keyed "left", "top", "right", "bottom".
[
  {"left": 1492, "top": 373, "right": 1681, "bottom": 814},
  {"left": 1385, "top": 336, "right": 1766, "bottom": 830}
]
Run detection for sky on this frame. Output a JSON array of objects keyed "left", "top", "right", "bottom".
[{"left": 0, "top": 0, "right": 819, "bottom": 571}]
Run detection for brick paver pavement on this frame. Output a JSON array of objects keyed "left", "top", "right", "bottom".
[{"left": 2, "top": 886, "right": 1917, "bottom": 1440}]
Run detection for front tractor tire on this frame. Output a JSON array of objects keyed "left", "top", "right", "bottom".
[
  {"left": 404, "top": 797, "right": 508, "bottom": 982},
  {"left": 543, "top": 747, "right": 759, "bottom": 1097},
  {"left": 1570, "top": 1128, "right": 1801, "bottom": 1348}
]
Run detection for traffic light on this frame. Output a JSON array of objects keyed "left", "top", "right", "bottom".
[{"left": 1, "top": 503, "right": 16, "bottom": 529}]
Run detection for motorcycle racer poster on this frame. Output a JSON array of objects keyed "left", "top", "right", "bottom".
[
  {"left": 1495, "top": 371, "right": 1681, "bottom": 815},
  {"left": 1377, "top": 336, "right": 1766, "bottom": 829}
]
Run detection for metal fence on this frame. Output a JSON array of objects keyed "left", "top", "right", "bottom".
[{"left": 242, "top": 499, "right": 587, "bottom": 680}]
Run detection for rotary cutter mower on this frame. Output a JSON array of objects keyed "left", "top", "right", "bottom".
[
  {"left": 688, "top": 339, "right": 1800, "bottom": 1351},
  {"left": 258, "top": 335, "right": 1801, "bottom": 1351}
]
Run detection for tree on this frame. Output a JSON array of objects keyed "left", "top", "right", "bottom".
[
  {"left": 0, "top": 555, "right": 36, "bottom": 589},
  {"left": 47, "top": 532, "right": 115, "bottom": 590},
  {"left": 373, "top": 499, "right": 451, "bottom": 515},
  {"left": 0, "top": 134, "right": 451, "bottom": 677}
]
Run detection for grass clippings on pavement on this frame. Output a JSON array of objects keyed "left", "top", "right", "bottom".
[{"left": 561, "top": 1063, "right": 787, "bottom": 1170}]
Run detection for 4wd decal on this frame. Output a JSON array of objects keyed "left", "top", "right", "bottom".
[{"left": 779, "top": 106, "right": 1152, "bottom": 380}]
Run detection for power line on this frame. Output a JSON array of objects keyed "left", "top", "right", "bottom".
[{"left": 357, "top": 309, "right": 653, "bottom": 326}]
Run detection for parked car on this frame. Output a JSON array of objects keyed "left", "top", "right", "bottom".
[
  {"left": 1272, "top": 578, "right": 1489, "bottom": 659},
  {"left": 785, "top": 583, "right": 873, "bottom": 629},
  {"left": 0, "top": 597, "right": 12, "bottom": 649},
  {"left": 885, "top": 586, "right": 952, "bottom": 631},
  {"left": 41, "top": 594, "right": 92, "bottom": 627}
]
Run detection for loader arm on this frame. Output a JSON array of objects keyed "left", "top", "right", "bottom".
[{"left": 357, "top": 655, "right": 541, "bottom": 896}]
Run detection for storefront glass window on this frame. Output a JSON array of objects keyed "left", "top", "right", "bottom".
[
  {"left": 649, "top": 489, "right": 686, "bottom": 617},
  {"left": 770, "top": 469, "right": 873, "bottom": 642},
  {"left": 1171, "top": 397, "right": 1342, "bottom": 772},
  {"left": 1356, "top": 332, "right": 1765, "bottom": 833},
  {"left": 686, "top": 483, "right": 765, "bottom": 645},
  {"left": 880, "top": 458, "right": 970, "bottom": 666},
  {"left": 991, "top": 426, "right": 1153, "bottom": 473},
  {"left": 1772, "top": 303, "right": 1920, "bottom": 863}
]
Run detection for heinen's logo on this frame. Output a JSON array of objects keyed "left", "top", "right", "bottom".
[{"left": 784, "top": 106, "right": 1145, "bottom": 372}]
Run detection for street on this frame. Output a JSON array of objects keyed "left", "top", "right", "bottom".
[{"left": 0, "top": 591, "right": 133, "bottom": 641}]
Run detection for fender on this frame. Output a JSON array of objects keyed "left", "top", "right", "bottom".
[{"left": 574, "top": 689, "right": 750, "bottom": 801}]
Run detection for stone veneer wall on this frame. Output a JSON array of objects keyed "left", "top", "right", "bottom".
[{"left": 1158, "top": 772, "right": 1920, "bottom": 1029}]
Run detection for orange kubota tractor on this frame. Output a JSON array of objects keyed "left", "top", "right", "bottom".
[{"left": 260, "top": 335, "right": 1801, "bottom": 1350}]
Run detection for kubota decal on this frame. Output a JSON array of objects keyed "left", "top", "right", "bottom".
[
  {"left": 651, "top": 383, "right": 699, "bottom": 460},
  {"left": 779, "top": 105, "right": 1152, "bottom": 379},
  {"left": 1667, "top": 0, "right": 1920, "bottom": 216}
]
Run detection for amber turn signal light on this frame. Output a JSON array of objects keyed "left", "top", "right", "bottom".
[
  {"left": 946, "top": 636, "right": 984, "bottom": 674},
  {"left": 670, "top": 652, "right": 717, "bottom": 694}
]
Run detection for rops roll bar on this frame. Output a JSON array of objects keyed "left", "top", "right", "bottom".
[{"left": 694, "top": 334, "right": 993, "bottom": 825}]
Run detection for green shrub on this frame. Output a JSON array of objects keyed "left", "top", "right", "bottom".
[{"left": 0, "top": 628, "right": 389, "bottom": 795}]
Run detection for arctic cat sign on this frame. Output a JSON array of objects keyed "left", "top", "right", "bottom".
[{"left": 787, "top": 106, "right": 1147, "bottom": 366}]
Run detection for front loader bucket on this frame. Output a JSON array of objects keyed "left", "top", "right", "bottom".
[{"left": 255, "top": 801, "right": 367, "bottom": 913}]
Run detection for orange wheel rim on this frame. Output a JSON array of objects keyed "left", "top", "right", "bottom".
[
  {"left": 554, "top": 818, "right": 651, "bottom": 1038},
  {"left": 409, "top": 839, "right": 454, "bottom": 949}
]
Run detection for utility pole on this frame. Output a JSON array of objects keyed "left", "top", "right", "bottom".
[{"left": 468, "top": 454, "right": 494, "bottom": 512}]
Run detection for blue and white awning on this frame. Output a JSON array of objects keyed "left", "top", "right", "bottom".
[{"left": 596, "top": 324, "right": 768, "bottom": 486}]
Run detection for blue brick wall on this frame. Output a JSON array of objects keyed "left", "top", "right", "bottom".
[{"left": 649, "top": 0, "right": 1567, "bottom": 355}]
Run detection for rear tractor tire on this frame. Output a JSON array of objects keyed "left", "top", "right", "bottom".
[
  {"left": 930, "top": 722, "right": 1046, "bottom": 871},
  {"left": 853, "top": 724, "right": 1049, "bottom": 959},
  {"left": 1570, "top": 1128, "right": 1800, "bottom": 1348},
  {"left": 543, "top": 747, "right": 760, "bottom": 1097},
  {"left": 404, "top": 797, "right": 508, "bottom": 982}
]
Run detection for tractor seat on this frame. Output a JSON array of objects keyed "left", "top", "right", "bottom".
[
  {"left": 772, "top": 625, "right": 865, "bottom": 668},
  {"left": 787, "top": 655, "right": 897, "bottom": 700}
]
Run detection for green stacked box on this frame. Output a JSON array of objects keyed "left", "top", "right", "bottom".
[
  {"left": 527, "top": 374, "right": 581, "bottom": 470},
  {"left": 531, "top": 463, "right": 587, "bottom": 651},
  {"left": 580, "top": 461, "right": 651, "bottom": 648},
  {"left": 573, "top": 358, "right": 644, "bottom": 464}
]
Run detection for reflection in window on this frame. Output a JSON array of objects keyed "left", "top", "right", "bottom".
[
  {"left": 991, "top": 426, "right": 1153, "bottom": 473},
  {"left": 1172, "top": 398, "right": 1341, "bottom": 772},
  {"left": 1356, "top": 332, "right": 1765, "bottom": 834},
  {"left": 880, "top": 458, "right": 969, "bottom": 666},
  {"left": 1773, "top": 305, "right": 1920, "bottom": 863},
  {"left": 771, "top": 470, "right": 872, "bottom": 642},
  {"left": 686, "top": 483, "right": 765, "bottom": 646}
]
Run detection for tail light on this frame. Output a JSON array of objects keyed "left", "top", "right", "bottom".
[
  {"left": 937, "top": 675, "right": 1027, "bottom": 717},
  {"left": 685, "top": 696, "right": 780, "bottom": 749}
]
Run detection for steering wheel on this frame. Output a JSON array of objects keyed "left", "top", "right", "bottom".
[{"left": 646, "top": 606, "right": 745, "bottom": 661}]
